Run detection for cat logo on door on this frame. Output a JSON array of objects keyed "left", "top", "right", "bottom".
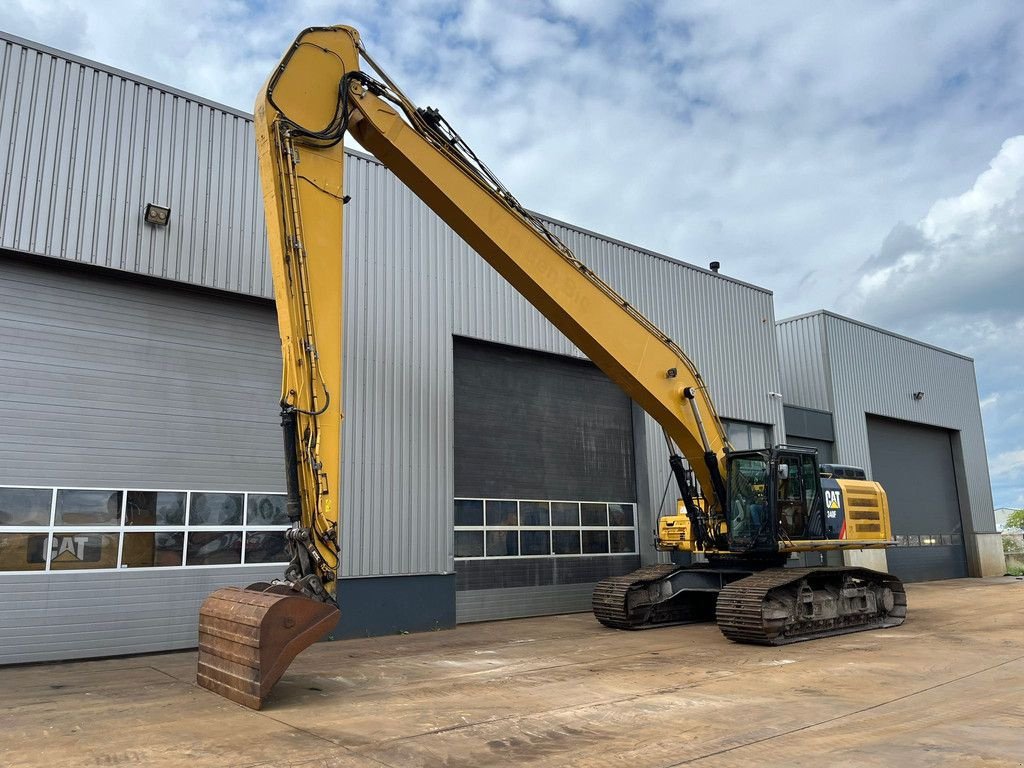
[{"left": 824, "top": 489, "right": 842, "bottom": 518}]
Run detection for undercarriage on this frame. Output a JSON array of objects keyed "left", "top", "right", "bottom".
[{"left": 593, "top": 563, "right": 906, "bottom": 645}]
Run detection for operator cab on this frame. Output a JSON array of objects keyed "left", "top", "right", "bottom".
[{"left": 726, "top": 445, "right": 826, "bottom": 553}]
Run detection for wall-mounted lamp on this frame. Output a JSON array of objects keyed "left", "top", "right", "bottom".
[
  {"left": 768, "top": 391, "right": 783, "bottom": 399},
  {"left": 913, "top": 391, "right": 925, "bottom": 401},
  {"left": 144, "top": 203, "right": 171, "bottom": 226}
]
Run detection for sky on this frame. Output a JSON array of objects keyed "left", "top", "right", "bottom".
[{"left": 3, "top": 0, "right": 1023, "bottom": 510}]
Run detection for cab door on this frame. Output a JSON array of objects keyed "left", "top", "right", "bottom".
[{"left": 774, "top": 450, "right": 826, "bottom": 540}]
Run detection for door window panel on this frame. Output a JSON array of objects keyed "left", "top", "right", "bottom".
[
  {"left": 54, "top": 490, "right": 122, "bottom": 526},
  {"left": 0, "top": 533, "right": 48, "bottom": 571},
  {"left": 454, "top": 499, "right": 484, "bottom": 526},
  {"left": 551, "top": 502, "right": 579, "bottom": 526},
  {"left": 48, "top": 532, "right": 119, "bottom": 569},
  {"left": 244, "top": 531, "right": 290, "bottom": 563},
  {"left": 246, "top": 494, "right": 289, "bottom": 526},
  {"left": 520, "top": 530, "right": 551, "bottom": 556},
  {"left": 485, "top": 530, "right": 519, "bottom": 557},
  {"left": 186, "top": 531, "right": 242, "bottom": 565},
  {"left": 189, "top": 493, "right": 243, "bottom": 526},
  {"left": 125, "top": 491, "right": 186, "bottom": 526},
  {"left": 122, "top": 532, "right": 184, "bottom": 567},
  {"left": 485, "top": 500, "right": 518, "bottom": 526},
  {"left": 454, "top": 530, "right": 484, "bottom": 558},
  {"left": 0, "top": 488, "right": 53, "bottom": 526},
  {"left": 581, "top": 503, "right": 608, "bottom": 527}
]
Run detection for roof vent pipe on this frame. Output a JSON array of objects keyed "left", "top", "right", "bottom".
[{"left": 709, "top": 261, "right": 720, "bottom": 273}]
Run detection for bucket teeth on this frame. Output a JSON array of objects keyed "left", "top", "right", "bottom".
[{"left": 197, "top": 586, "right": 339, "bottom": 710}]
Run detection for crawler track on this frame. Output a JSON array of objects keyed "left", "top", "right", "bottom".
[
  {"left": 592, "top": 564, "right": 721, "bottom": 630},
  {"left": 715, "top": 567, "right": 907, "bottom": 645},
  {"left": 593, "top": 564, "right": 907, "bottom": 645},
  {"left": 593, "top": 564, "right": 688, "bottom": 629}
]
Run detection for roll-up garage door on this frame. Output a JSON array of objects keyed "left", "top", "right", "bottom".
[
  {"left": 866, "top": 415, "right": 968, "bottom": 581},
  {"left": 453, "top": 338, "right": 639, "bottom": 622},
  {"left": 0, "top": 255, "right": 286, "bottom": 663}
]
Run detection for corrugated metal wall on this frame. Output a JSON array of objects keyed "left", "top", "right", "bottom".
[
  {"left": 775, "top": 311, "right": 995, "bottom": 535},
  {"left": 776, "top": 313, "right": 832, "bottom": 412},
  {"left": 0, "top": 32, "right": 271, "bottom": 297},
  {"left": 0, "top": 32, "right": 785, "bottom": 586}
]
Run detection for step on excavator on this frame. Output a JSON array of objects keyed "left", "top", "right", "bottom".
[{"left": 197, "top": 26, "right": 906, "bottom": 709}]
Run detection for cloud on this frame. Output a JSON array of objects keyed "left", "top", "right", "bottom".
[
  {"left": 847, "top": 136, "right": 1024, "bottom": 324},
  {"left": 845, "top": 136, "right": 1024, "bottom": 508},
  {"left": 991, "top": 450, "right": 1024, "bottom": 480}
]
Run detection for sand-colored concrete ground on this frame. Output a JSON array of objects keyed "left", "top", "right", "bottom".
[{"left": 2, "top": 578, "right": 1023, "bottom": 768}]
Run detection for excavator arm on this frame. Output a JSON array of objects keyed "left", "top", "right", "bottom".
[
  {"left": 198, "top": 24, "right": 734, "bottom": 709},
  {"left": 261, "top": 25, "right": 730, "bottom": 541}
]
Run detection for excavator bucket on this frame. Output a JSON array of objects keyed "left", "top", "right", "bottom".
[{"left": 196, "top": 584, "right": 339, "bottom": 709}]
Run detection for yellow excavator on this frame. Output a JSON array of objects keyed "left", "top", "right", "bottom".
[{"left": 196, "top": 26, "right": 906, "bottom": 710}]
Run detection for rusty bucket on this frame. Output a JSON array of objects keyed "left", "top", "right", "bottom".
[{"left": 197, "top": 584, "right": 339, "bottom": 709}]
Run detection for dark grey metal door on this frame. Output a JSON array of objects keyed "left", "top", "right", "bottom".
[
  {"left": 453, "top": 337, "right": 639, "bottom": 621},
  {"left": 866, "top": 416, "right": 967, "bottom": 581},
  {"left": 454, "top": 338, "right": 636, "bottom": 502}
]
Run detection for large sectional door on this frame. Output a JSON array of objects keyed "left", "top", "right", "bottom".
[
  {"left": 866, "top": 415, "right": 968, "bottom": 581},
  {"left": 0, "top": 255, "right": 285, "bottom": 664},
  {"left": 453, "top": 338, "right": 639, "bottom": 622}
]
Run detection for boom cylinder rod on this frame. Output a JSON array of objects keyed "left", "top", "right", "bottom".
[
  {"left": 684, "top": 387, "right": 712, "bottom": 453},
  {"left": 684, "top": 387, "right": 729, "bottom": 516},
  {"left": 280, "top": 407, "right": 302, "bottom": 524}
]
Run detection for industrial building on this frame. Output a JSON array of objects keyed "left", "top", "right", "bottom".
[{"left": 0, "top": 31, "right": 1000, "bottom": 664}]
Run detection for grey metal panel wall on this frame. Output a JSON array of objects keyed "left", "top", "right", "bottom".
[
  {"left": 0, "top": 566, "right": 280, "bottom": 664},
  {"left": 339, "top": 155, "right": 454, "bottom": 578},
  {"left": 821, "top": 313, "right": 995, "bottom": 534},
  {"left": 776, "top": 314, "right": 831, "bottom": 411},
  {"left": 0, "top": 33, "right": 271, "bottom": 297},
  {"left": 0, "top": 256, "right": 283, "bottom": 489}
]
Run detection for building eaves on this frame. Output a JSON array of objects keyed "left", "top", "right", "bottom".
[
  {"left": 0, "top": 29, "right": 254, "bottom": 120},
  {"left": 776, "top": 309, "right": 973, "bottom": 362}
]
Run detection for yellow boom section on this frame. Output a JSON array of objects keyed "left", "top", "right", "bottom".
[
  {"left": 254, "top": 26, "right": 730, "bottom": 587},
  {"left": 252, "top": 28, "right": 361, "bottom": 595}
]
